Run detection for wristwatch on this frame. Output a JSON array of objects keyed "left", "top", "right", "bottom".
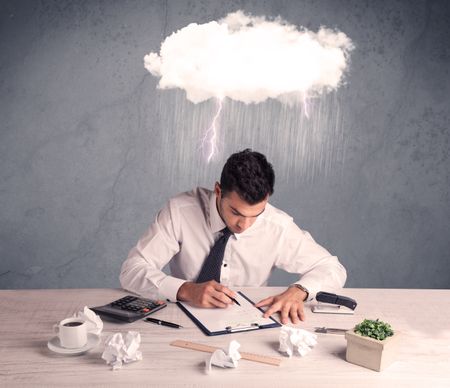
[{"left": 290, "top": 284, "right": 309, "bottom": 301}]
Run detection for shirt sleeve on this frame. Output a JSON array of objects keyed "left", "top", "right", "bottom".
[
  {"left": 275, "top": 221, "right": 347, "bottom": 299},
  {"left": 119, "top": 200, "right": 186, "bottom": 302}
]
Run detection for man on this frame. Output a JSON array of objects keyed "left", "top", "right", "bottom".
[{"left": 120, "top": 149, "right": 346, "bottom": 324}]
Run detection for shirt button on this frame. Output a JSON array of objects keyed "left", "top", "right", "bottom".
[{"left": 223, "top": 263, "right": 227, "bottom": 267}]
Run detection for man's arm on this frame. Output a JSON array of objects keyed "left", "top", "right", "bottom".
[
  {"left": 120, "top": 199, "right": 239, "bottom": 307},
  {"left": 256, "top": 222, "right": 347, "bottom": 324},
  {"left": 120, "top": 202, "right": 185, "bottom": 301}
]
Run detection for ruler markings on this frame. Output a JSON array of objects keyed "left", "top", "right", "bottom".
[{"left": 170, "top": 339, "right": 282, "bottom": 366}]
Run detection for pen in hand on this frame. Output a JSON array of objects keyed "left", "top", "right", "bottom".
[
  {"left": 144, "top": 317, "right": 183, "bottom": 329},
  {"left": 228, "top": 295, "right": 240, "bottom": 306}
]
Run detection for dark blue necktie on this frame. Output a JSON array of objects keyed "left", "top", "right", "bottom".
[{"left": 196, "top": 228, "right": 232, "bottom": 283}]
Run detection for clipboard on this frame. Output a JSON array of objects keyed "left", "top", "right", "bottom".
[{"left": 177, "top": 291, "right": 281, "bottom": 336}]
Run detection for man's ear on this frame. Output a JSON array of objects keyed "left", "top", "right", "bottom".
[{"left": 214, "top": 182, "right": 221, "bottom": 198}]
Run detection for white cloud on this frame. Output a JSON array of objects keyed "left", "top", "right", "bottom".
[{"left": 144, "top": 10, "right": 354, "bottom": 104}]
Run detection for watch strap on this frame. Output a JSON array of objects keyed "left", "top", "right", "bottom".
[{"left": 290, "top": 284, "right": 309, "bottom": 301}]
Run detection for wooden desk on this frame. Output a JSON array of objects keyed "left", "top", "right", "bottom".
[{"left": 1, "top": 288, "right": 449, "bottom": 387}]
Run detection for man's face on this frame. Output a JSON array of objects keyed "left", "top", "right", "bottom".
[{"left": 215, "top": 182, "right": 268, "bottom": 234}]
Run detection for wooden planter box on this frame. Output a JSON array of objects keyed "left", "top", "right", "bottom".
[{"left": 345, "top": 330, "right": 400, "bottom": 372}]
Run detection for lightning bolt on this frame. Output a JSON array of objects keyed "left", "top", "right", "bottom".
[
  {"left": 201, "top": 98, "right": 223, "bottom": 163},
  {"left": 302, "top": 92, "right": 310, "bottom": 119},
  {"left": 200, "top": 94, "right": 308, "bottom": 163}
]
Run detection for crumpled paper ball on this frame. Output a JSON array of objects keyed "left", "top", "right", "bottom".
[
  {"left": 75, "top": 306, "right": 103, "bottom": 335},
  {"left": 279, "top": 326, "right": 318, "bottom": 357},
  {"left": 101, "top": 331, "right": 142, "bottom": 370},
  {"left": 205, "top": 340, "right": 241, "bottom": 373}
]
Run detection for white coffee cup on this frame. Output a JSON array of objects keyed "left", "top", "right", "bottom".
[{"left": 54, "top": 318, "right": 88, "bottom": 349}]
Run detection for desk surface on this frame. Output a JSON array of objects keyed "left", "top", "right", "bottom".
[{"left": 0, "top": 288, "right": 449, "bottom": 387}]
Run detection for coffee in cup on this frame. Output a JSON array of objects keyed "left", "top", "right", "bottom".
[{"left": 54, "top": 318, "right": 87, "bottom": 349}]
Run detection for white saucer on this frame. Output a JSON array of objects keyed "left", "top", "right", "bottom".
[{"left": 47, "top": 333, "right": 101, "bottom": 355}]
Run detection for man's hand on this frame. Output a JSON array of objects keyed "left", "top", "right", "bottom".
[
  {"left": 176, "top": 280, "right": 237, "bottom": 308},
  {"left": 255, "top": 286, "right": 307, "bottom": 324}
]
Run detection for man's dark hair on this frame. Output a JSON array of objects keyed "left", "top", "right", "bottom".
[{"left": 220, "top": 149, "right": 275, "bottom": 204}]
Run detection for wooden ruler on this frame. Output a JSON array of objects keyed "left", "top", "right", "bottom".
[{"left": 170, "top": 339, "right": 282, "bottom": 366}]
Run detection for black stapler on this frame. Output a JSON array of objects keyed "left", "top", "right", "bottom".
[{"left": 311, "top": 291, "right": 357, "bottom": 315}]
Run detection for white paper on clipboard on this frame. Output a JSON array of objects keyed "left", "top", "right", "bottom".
[{"left": 178, "top": 291, "right": 280, "bottom": 335}]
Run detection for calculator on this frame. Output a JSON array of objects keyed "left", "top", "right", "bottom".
[{"left": 91, "top": 295, "right": 167, "bottom": 323}]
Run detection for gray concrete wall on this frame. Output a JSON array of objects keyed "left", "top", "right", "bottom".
[{"left": 1, "top": 0, "right": 449, "bottom": 290}]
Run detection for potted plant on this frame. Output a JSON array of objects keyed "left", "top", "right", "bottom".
[{"left": 345, "top": 318, "right": 400, "bottom": 371}]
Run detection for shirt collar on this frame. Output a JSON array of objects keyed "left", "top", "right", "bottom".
[{"left": 209, "top": 190, "right": 226, "bottom": 234}]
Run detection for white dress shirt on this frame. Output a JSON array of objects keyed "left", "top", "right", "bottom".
[{"left": 120, "top": 187, "right": 347, "bottom": 302}]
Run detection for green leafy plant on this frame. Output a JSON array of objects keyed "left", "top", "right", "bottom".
[{"left": 354, "top": 319, "right": 394, "bottom": 341}]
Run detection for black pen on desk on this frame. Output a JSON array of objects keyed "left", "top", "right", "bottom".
[{"left": 144, "top": 317, "right": 183, "bottom": 328}]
